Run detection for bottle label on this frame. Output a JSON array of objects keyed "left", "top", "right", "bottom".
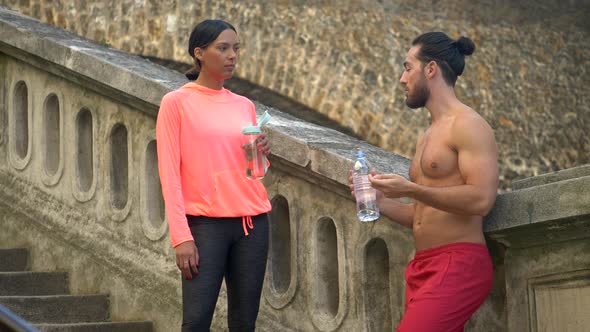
[
  {"left": 353, "top": 175, "right": 370, "bottom": 190},
  {"left": 354, "top": 160, "right": 363, "bottom": 171},
  {"left": 353, "top": 175, "right": 376, "bottom": 201}
]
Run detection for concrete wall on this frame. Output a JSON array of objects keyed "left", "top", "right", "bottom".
[
  {"left": 0, "top": 16, "right": 181, "bottom": 332},
  {"left": 2, "top": 6, "right": 590, "bottom": 332},
  {"left": 484, "top": 165, "right": 590, "bottom": 332},
  {"left": 1, "top": 0, "right": 589, "bottom": 189}
]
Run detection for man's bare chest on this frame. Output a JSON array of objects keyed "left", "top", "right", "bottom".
[{"left": 410, "top": 132, "right": 459, "bottom": 182}]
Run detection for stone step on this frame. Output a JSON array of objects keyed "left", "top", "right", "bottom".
[
  {"left": 0, "top": 272, "right": 68, "bottom": 296},
  {"left": 34, "top": 321, "right": 154, "bottom": 332},
  {"left": 0, "top": 295, "right": 110, "bottom": 324},
  {"left": 0, "top": 248, "right": 29, "bottom": 271}
]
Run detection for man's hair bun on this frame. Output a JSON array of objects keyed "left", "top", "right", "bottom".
[{"left": 455, "top": 36, "right": 475, "bottom": 56}]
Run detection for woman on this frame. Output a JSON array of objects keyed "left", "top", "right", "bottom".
[{"left": 156, "top": 19, "right": 272, "bottom": 331}]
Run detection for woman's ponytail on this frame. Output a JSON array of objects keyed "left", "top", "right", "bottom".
[{"left": 185, "top": 58, "right": 201, "bottom": 80}]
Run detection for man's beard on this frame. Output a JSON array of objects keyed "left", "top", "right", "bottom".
[{"left": 405, "top": 79, "right": 430, "bottom": 109}]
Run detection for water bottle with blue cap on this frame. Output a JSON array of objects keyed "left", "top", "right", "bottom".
[
  {"left": 353, "top": 148, "right": 379, "bottom": 222},
  {"left": 242, "top": 111, "right": 271, "bottom": 180}
]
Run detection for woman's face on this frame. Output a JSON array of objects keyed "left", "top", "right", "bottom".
[{"left": 195, "top": 29, "right": 240, "bottom": 81}]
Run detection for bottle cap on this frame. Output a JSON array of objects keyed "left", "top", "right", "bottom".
[
  {"left": 242, "top": 123, "right": 261, "bottom": 134},
  {"left": 242, "top": 111, "right": 271, "bottom": 134},
  {"left": 258, "top": 111, "right": 271, "bottom": 127},
  {"left": 355, "top": 148, "right": 365, "bottom": 158}
]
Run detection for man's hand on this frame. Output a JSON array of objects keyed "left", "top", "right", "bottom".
[
  {"left": 349, "top": 169, "right": 385, "bottom": 202},
  {"left": 257, "top": 134, "right": 271, "bottom": 155},
  {"left": 175, "top": 241, "right": 199, "bottom": 280},
  {"left": 369, "top": 174, "right": 412, "bottom": 199},
  {"left": 349, "top": 170, "right": 415, "bottom": 227}
]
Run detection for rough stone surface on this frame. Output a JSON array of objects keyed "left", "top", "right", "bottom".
[
  {"left": 0, "top": 7, "right": 411, "bottom": 188},
  {"left": 512, "top": 164, "right": 590, "bottom": 190},
  {"left": 2, "top": 6, "right": 590, "bottom": 332},
  {"left": 0, "top": 248, "right": 29, "bottom": 271},
  {"left": 0, "top": 295, "right": 110, "bottom": 323},
  {"left": 484, "top": 171, "right": 590, "bottom": 332},
  {"left": 1, "top": 1, "right": 588, "bottom": 189},
  {"left": 0, "top": 271, "right": 69, "bottom": 296},
  {"left": 501, "top": 239, "right": 590, "bottom": 332},
  {"left": 34, "top": 322, "right": 154, "bottom": 332},
  {"left": 485, "top": 175, "right": 590, "bottom": 235}
]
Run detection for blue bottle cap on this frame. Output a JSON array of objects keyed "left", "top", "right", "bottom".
[
  {"left": 242, "top": 123, "right": 261, "bottom": 134},
  {"left": 242, "top": 111, "right": 271, "bottom": 134},
  {"left": 258, "top": 111, "right": 271, "bottom": 127}
]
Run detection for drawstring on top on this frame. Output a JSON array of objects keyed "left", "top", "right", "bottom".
[{"left": 242, "top": 215, "right": 254, "bottom": 236}]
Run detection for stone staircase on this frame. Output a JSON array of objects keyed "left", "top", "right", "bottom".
[{"left": 0, "top": 248, "right": 153, "bottom": 331}]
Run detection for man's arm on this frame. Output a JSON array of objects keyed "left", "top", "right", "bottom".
[
  {"left": 349, "top": 171, "right": 415, "bottom": 228},
  {"left": 377, "top": 198, "right": 415, "bottom": 228},
  {"left": 371, "top": 115, "right": 498, "bottom": 216}
]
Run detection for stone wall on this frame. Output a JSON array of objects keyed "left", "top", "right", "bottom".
[
  {"left": 0, "top": 36, "right": 180, "bottom": 332},
  {"left": 2, "top": 6, "right": 590, "bottom": 332},
  {"left": 484, "top": 165, "right": 590, "bottom": 332},
  {"left": 1, "top": 0, "right": 588, "bottom": 189}
]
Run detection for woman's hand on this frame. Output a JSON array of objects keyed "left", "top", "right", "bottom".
[
  {"left": 257, "top": 134, "right": 271, "bottom": 155},
  {"left": 175, "top": 241, "right": 199, "bottom": 280}
]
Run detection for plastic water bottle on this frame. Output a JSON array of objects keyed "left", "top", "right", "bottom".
[
  {"left": 242, "top": 111, "right": 271, "bottom": 180},
  {"left": 242, "top": 124, "right": 267, "bottom": 179},
  {"left": 353, "top": 149, "right": 379, "bottom": 222}
]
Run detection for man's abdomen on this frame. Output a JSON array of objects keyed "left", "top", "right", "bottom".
[{"left": 413, "top": 205, "right": 485, "bottom": 251}]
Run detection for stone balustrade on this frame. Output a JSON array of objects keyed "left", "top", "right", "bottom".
[{"left": 1, "top": 0, "right": 589, "bottom": 190}]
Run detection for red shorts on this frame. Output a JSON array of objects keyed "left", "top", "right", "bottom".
[{"left": 396, "top": 242, "right": 493, "bottom": 332}]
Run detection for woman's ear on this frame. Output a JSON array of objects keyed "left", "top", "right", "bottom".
[{"left": 194, "top": 47, "right": 203, "bottom": 59}]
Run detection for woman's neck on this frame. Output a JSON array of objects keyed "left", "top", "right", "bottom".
[{"left": 195, "top": 72, "right": 225, "bottom": 90}]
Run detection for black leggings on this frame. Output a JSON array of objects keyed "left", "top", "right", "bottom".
[{"left": 181, "top": 214, "right": 269, "bottom": 332}]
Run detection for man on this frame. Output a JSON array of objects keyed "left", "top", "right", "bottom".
[{"left": 352, "top": 32, "right": 499, "bottom": 331}]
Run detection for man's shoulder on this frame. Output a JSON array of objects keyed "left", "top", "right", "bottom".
[
  {"left": 453, "top": 106, "right": 491, "bottom": 130},
  {"left": 450, "top": 107, "right": 495, "bottom": 148}
]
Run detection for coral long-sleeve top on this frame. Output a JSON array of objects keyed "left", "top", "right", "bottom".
[{"left": 156, "top": 82, "right": 271, "bottom": 248}]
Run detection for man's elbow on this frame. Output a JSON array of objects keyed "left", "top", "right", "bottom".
[{"left": 474, "top": 193, "right": 497, "bottom": 216}]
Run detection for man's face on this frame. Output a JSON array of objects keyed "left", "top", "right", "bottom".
[{"left": 400, "top": 46, "right": 430, "bottom": 109}]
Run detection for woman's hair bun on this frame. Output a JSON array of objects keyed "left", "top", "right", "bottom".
[{"left": 455, "top": 36, "right": 475, "bottom": 56}]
